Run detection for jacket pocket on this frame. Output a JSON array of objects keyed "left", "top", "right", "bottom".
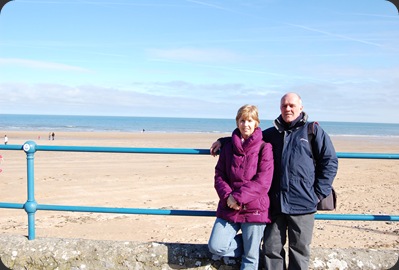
[
  {"left": 242, "top": 196, "right": 269, "bottom": 213},
  {"left": 289, "top": 178, "right": 317, "bottom": 210}
]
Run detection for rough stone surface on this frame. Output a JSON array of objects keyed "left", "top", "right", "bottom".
[{"left": 0, "top": 235, "right": 398, "bottom": 270}]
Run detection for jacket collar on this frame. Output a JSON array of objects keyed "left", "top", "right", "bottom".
[
  {"left": 232, "top": 127, "right": 263, "bottom": 154},
  {"left": 273, "top": 112, "right": 308, "bottom": 133}
]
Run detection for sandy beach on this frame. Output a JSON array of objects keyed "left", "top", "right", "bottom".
[{"left": 0, "top": 131, "right": 398, "bottom": 250}]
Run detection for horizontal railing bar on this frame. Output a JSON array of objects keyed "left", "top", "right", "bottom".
[
  {"left": 337, "top": 152, "right": 399, "bottom": 159},
  {"left": 37, "top": 204, "right": 216, "bottom": 216},
  {"left": 0, "top": 145, "right": 24, "bottom": 150},
  {"left": 315, "top": 214, "right": 399, "bottom": 221},
  {"left": 37, "top": 206, "right": 399, "bottom": 221},
  {"left": 1, "top": 203, "right": 396, "bottom": 221},
  {"left": 1, "top": 144, "right": 399, "bottom": 159},
  {"left": 36, "top": 145, "right": 211, "bottom": 155},
  {"left": 1, "top": 145, "right": 211, "bottom": 155},
  {"left": 0, "top": 202, "right": 24, "bottom": 209}
]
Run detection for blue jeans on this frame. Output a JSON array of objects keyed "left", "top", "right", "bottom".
[{"left": 208, "top": 217, "right": 266, "bottom": 270}]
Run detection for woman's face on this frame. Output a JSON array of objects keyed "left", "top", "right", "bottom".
[{"left": 238, "top": 116, "right": 258, "bottom": 139}]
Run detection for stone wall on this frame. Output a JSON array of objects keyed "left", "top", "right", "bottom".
[{"left": 0, "top": 235, "right": 398, "bottom": 270}]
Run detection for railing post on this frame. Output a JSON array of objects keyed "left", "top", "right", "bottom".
[{"left": 23, "top": 141, "right": 38, "bottom": 240}]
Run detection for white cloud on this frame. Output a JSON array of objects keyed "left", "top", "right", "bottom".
[
  {"left": 1, "top": 78, "right": 398, "bottom": 123},
  {"left": 0, "top": 58, "right": 90, "bottom": 72},
  {"left": 147, "top": 48, "right": 242, "bottom": 63}
]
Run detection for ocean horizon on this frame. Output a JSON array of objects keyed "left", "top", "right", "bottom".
[{"left": 1, "top": 114, "right": 399, "bottom": 137}]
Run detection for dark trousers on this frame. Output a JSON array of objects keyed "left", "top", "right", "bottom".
[{"left": 262, "top": 213, "right": 315, "bottom": 270}]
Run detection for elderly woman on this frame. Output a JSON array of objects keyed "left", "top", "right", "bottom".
[{"left": 208, "top": 104, "right": 274, "bottom": 269}]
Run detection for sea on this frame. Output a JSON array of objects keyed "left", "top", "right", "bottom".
[{"left": 1, "top": 114, "right": 399, "bottom": 137}]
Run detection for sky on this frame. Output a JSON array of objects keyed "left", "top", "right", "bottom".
[{"left": 0, "top": 0, "right": 398, "bottom": 123}]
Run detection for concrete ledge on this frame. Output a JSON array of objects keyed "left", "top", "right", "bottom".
[{"left": 0, "top": 235, "right": 398, "bottom": 269}]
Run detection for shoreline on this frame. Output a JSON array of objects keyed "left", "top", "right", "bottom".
[{"left": 2, "top": 129, "right": 399, "bottom": 147}]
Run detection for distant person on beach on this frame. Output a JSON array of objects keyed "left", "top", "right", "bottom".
[
  {"left": 208, "top": 104, "right": 274, "bottom": 269},
  {"left": 4, "top": 135, "right": 8, "bottom": 145},
  {"left": 210, "top": 93, "right": 338, "bottom": 269},
  {"left": 51, "top": 132, "right": 55, "bottom": 140}
]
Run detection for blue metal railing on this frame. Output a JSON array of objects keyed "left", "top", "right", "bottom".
[{"left": 0, "top": 140, "right": 398, "bottom": 240}]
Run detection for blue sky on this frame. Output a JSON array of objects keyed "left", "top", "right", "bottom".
[{"left": 0, "top": 0, "right": 398, "bottom": 123}]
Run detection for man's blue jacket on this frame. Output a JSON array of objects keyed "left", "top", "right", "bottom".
[{"left": 263, "top": 112, "right": 338, "bottom": 217}]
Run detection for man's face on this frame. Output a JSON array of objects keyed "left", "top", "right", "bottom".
[{"left": 280, "top": 94, "right": 303, "bottom": 123}]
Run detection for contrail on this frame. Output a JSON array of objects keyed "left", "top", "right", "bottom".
[
  {"left": 184, "top": 0, "right": 385, "bottom": 48},
  {"left": 285, "top": 23, "right": 384, "bottom": 47}
]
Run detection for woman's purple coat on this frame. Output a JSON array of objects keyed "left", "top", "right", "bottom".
[{"left": 214, "top": 127, "right": 274, "bottom": 223}]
